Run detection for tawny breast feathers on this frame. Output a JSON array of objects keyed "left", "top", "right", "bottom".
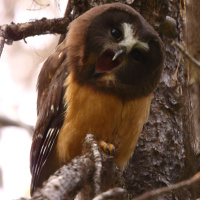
[{"left": 57, "top": 74, "right": 152, "bottom": 169}]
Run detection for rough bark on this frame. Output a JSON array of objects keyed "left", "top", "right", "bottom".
[
  {"left": 123, "top": 0, "right": 200, "bottom": 199},
  {"left": 0, "top": 17, "right": 70, "bottom": 42}
]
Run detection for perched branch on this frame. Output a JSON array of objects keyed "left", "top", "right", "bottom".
[
  {"left": 0, "top": 17, "right": 70, "bottom": 44},
  {"left": 21, "top": 134, "right": 120, "bottom": 200},
  {"left": 30, "top": 134, "right": 100, "bottom": 200},
  {"left": 172, "top": 42, "right": 200, "bottom": 69},
  {"left": 0, "top": 17, "right": 70, "bottom": 57},
  {"left": 85, "top": 134, "right": 102, "bottom": 195},
  {"left": 133, "top": 171, "right": 200, "bottom": 200},
  {"left": 32, "top": 156, "right": 94, "bottom": 200}
]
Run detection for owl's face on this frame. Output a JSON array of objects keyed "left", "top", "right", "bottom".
[{"left": 67, "top": 4, "right": 164, "bottom": 99}]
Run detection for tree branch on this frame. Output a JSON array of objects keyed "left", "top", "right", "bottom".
[
  {"left": 0, "top": 115, "right": 34, "bottom": 135},
  {"left": 3, "top": 17, "right": 70, "bottom": 41},
  {"left": 19, "top": 134, "right": 120, "bottom": 200},
  {"left": 0, "top": 17, "right": 70, "bottom": 57},
  {"left": 172, "top": 42, "right": 200, "bottom": 69},
  {"left": 29, "top": 134, "right": 97, "bottom": 200},
  {"left": 85, "top": 134, "right": 102, "bottom": 195},
  {"left": 32, "top": 156, "right": 94, "bottom": 200},
  {"left": 92, "top": 187, "right": 127, "bottom": 200},
  {"left": 133, "top": 171, "right": 200, "bottom": 200}
]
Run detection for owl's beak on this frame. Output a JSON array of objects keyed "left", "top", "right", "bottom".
[
  {"left": 112, "top": 49, "right": 123, "bottom": 61},
  {"left": 112, "top": 47, "right": 126, "bottom": 61}
]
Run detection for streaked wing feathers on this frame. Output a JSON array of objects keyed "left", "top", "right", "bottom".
[{"left": 30, "top": 48, "right": 68, "bottom": 194}]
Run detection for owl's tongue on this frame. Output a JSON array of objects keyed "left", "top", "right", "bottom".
[{"left": 96, "top": 50, "right": 120, "bottom": 72}]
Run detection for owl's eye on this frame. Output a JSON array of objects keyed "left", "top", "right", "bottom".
[{"left": 110, "top": 27, "right": 122, "bottom": 41}]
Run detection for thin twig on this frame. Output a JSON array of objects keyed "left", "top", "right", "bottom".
[
  {"left": 133, "top": 171, "right": 200, "bottom": 200},
  {"left": 27, "top": 5, "right": 50, "bottom": 11},
  {"left": 173, "top": 53, "right": 183, "bottom": 84},
  {"left": 172, "top": 42, "right": 200, "bottom": 69},
  {"left": 33, "top": 0, "right": 50, "bottom": 7},
  {"left": 0, "top": 115, "right": 34, "bottom": 135},
  {"left": 92, "top": 187, "right": 127, "bottom": 200}
]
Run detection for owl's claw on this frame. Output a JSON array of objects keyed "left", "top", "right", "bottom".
[{"left": 99, "top": 140, "right": 115, "bottom": 156}]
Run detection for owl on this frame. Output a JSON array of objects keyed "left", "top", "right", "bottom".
[{"left": 30, "top": 3, "right": 164, "bottom": 195}]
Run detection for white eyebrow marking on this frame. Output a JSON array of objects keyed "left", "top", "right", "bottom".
[{"left": 119, "top": 23, "right": 149, "bottom": 52}]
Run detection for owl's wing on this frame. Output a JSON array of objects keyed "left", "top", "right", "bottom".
[{"left": 30, "top": 46, "right": 68, "bottom": 195}]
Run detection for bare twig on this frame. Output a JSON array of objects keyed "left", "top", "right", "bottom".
[
  {"left": 133, "top": 171, "right": 200, "bottom": 200},
  {"left": 27, "top": 5, "right": 50, "bottom": 11},
  {"left": 0, "top": 17, "right": 70, "bottom": 43},
  {"left": 0, "top": 17, "right": 70, "bottom": 57},
  {"left": 173, "top": 53, "right": 183, "bottom": 84},
  {"left": 172, "top": 42, "right": 200, "bottom": 69},
  {"left": 92, "top": 187, "right": 127, "bottom": 200},
  {"left": 0, "top": 115, "right": 34, "bottom": 135},
  {"left": 31, "top": 0, "right": 50, "bottom": 8}
]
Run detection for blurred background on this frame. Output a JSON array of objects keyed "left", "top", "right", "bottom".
[{"left": 0, "top": 0, "right": 67, "bottom": 199}]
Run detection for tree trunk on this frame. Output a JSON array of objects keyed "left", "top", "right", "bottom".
[{"left": 120, "top": 0, "right": 200, "bottom": 199}]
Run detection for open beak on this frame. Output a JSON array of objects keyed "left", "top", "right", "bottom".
[
  {"left": 95, "top": 47, "right": 126, "bottom": 73},
  {"left": 112, "top": 48, "right": 126, "bottom": 61}
]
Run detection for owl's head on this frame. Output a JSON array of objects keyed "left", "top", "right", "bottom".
[{"left": 66, "top": 3, "right": 164, "bottom": 99}]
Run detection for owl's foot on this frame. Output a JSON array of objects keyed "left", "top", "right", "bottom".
[{"left": 99, "top": 140, "right": 115, "bottom": 156}]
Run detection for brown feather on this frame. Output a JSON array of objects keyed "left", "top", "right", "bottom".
[
  {"left": 57, "top": 74, "right": 152, "bottom": 169},
  {"left": 30, "top": 61, "right": 68, "bottom": 195}
]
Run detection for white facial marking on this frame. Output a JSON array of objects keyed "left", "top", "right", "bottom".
[{"left": 120, "top": 23, "right": 149, "bottom": 52}]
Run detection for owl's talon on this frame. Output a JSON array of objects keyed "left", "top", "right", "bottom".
[
  {"left": 99, "top": 140, "right": 115, "bottom": 156},
  {"left": 106, "top": 146, "right": 111, "bottom": 155}
]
